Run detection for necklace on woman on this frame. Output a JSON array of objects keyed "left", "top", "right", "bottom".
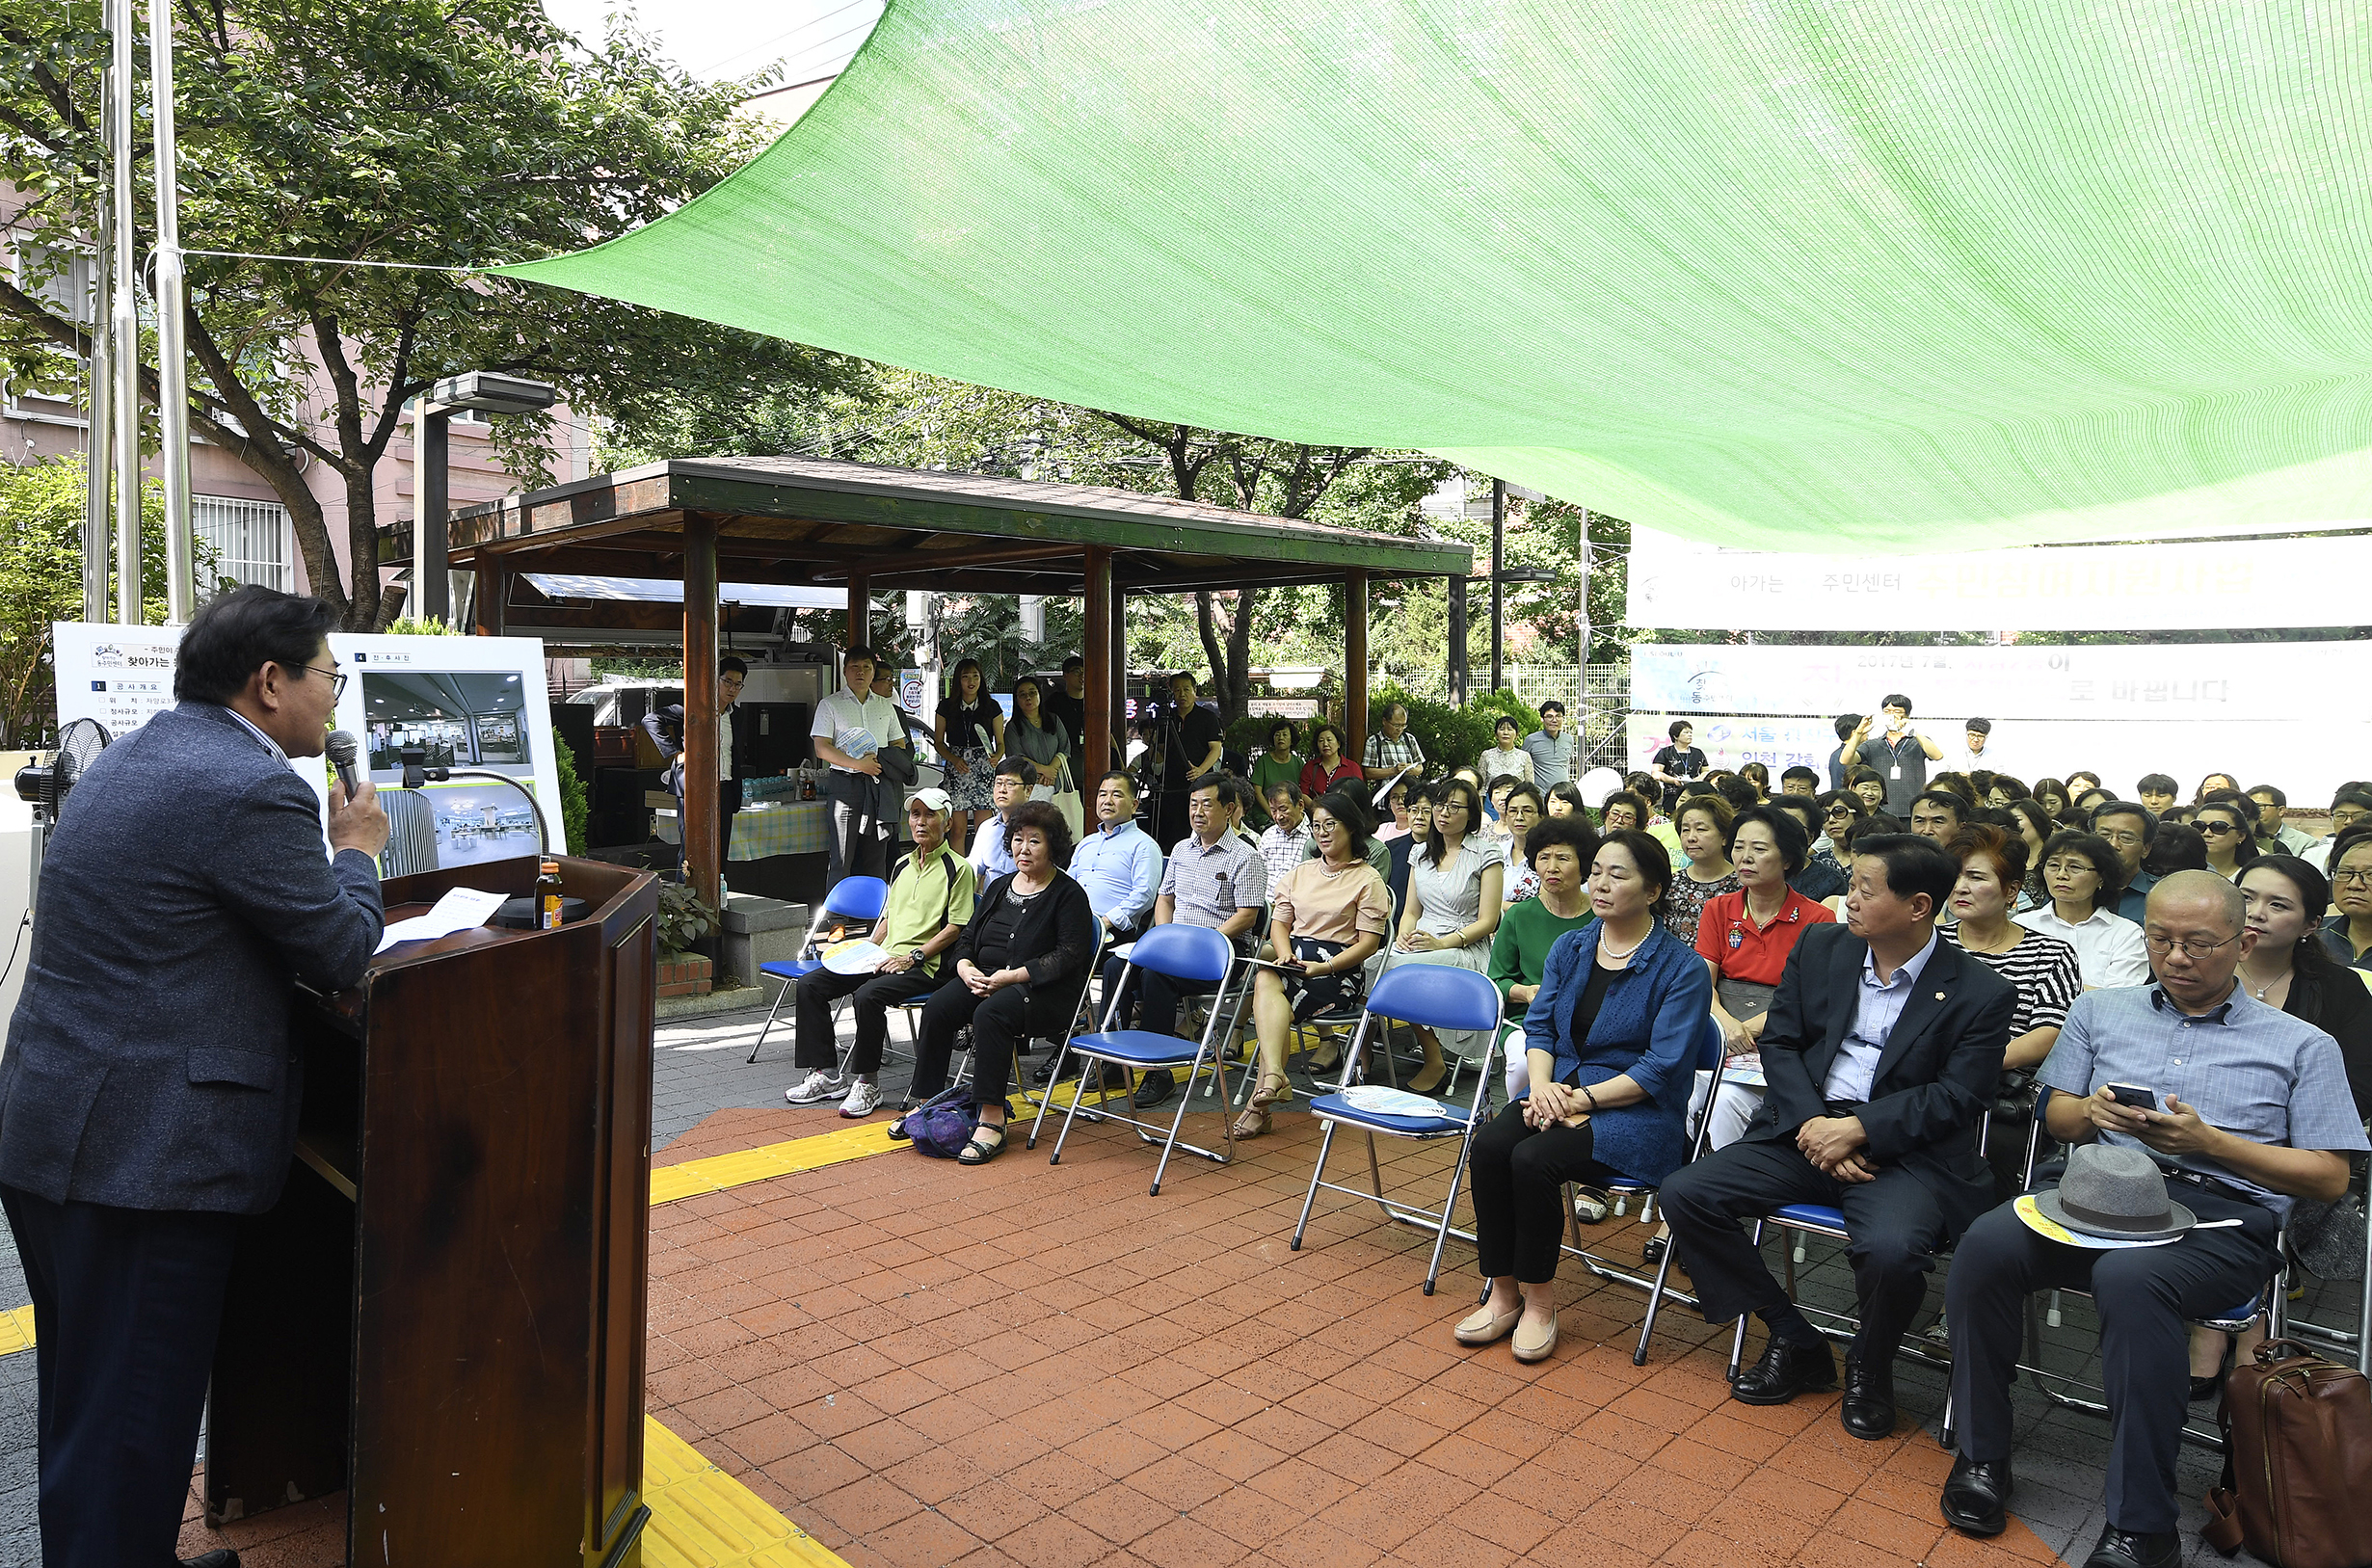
[
  {"left": 1599, "top": 923, "right": 1650, "bottom": 961},
  {"left": 2238, "top": 959, "right": 2283, "bottom": 1001}
]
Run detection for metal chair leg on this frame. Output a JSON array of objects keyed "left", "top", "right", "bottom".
[
  {"left": 746, "top": 977, "right": 796, "bottom": 1063},
  {"left": 1291, "top": 1121, "right": 1343, "bottom": 1251}
]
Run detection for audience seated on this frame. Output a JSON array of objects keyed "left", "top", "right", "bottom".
[
  {"left": 2247, "top": 784, "right": 2316, "bottom": 857},
  {"left": 1112, "top": 776, "right": 1268, "bottom": 1111},
  {"left": 1455, "top": 828, "right": 1710, "bottom": 1365},
  {"left": 2193, "top": 793, "right": 2260, "bottom": 881},
  {"left": 1666, "top": 793, "right": 1740, "bottom": 943},
  {"left": 2324, "top": 824, "right": 2372, "bottom": 970},
  {"left": 1941, "top": 873, "right": 2366, "bottom": 1568},
  {"left": 2018, "top": 830, "right": 2150, "bottom": 988},
  {"left": 1299, "top": 722, "right": 1361, "bottom": 799},
  {"left": 966, "top": 757, "right": 1033, "bottom": 880},
  {"left": 1908, "top": 789, "right": 1966, "bottom": 843},
  {"left": 1492, "top": 816, "right": 1601, "bottom": 1102},
  {"left": 1233, "top": 792, "right": 1393, "bottom": 1138},
  {"left": 1499, "top": 783, "right": 1545, "bottom": 905},
  {"left": 899, "top": 801, "right": 1099, "bottom": 1164},
  {"left": 1660, "top": 835, "right": 2014, "bottom": 1442},
  {"left": 1258, "top": 781, "right": 1312, "bottom": 896},
  {"left": 1247, "top": 720, "right": 1303, "bottom": 828},
  {"left": 1069, "top": 770, "right": 1163, "bottom": 944},
  {"left": 786, "top": 791, "right": 980, "bottom": 1119},
  {"left": 1769, "top": 795, "right": 1844, "bottom": 902},
  {"left": 1387, "top": 777, "right": 1506, "bottom": 1096},
  {"left": 2090, "top": 801, "right": 2159, "bottom": 920}
]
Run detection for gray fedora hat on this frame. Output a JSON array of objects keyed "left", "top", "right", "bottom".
[{"left": 2036, "top": 1144, "right": 2198, "bottom": 1241}]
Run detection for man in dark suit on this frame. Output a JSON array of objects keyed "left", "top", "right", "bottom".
[
  {"left": 0, "top": 587, "right": 387, "bottom": 1568},
  {"left": 1660, "top": 834, "right": 2013, "bottom": 1440}
]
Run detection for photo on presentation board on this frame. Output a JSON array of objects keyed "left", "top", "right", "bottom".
[
  {"left": 386, "top": 782, "right": 546, "bottom": 870},
  {"left": 359, "top": 671, "right": 535, "bottom": 783}
]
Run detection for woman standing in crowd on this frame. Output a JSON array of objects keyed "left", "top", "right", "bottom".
[
  {"left": 2016, "top": 829, "right": 2149, "bottom": 988},
  {"left": 933, "top": 658, "right": 1005, "bottom": 843},
  {"left": 1299, "top": 722, "right": 1361, "bottom": 800},
  {"left": 1389, "top": 777, "right": 1506, "bottom": 1096},
  {"left": 1491, "top": 815, "right": 1601, "bottom": 1101},
  {"left": 1235, "top": 795, "right": 1393, "bottom": 1137},
  {"left": 1648, "top": 721, "right": 1707, "bottom": 813},
  {"left": 2189, "top": 856, "right": 2372, "bottom": 1396},
  {"left": 1454, "top": 828, "right": 1709, "bottom": 1365},
  {"left": 2324, "top": 828, "right": 2372, "bottom": 970},
  {"left": 2194, "top": 771, "right": 2242, "bottom": 804},
  {"left": 1001, "top": 675, "right": 1071, "bottom": 792},
  {"left": 2194, "top": 796, "right": 2262, "bottom": 881},
  {"left": 1249, "top": 720, "right": 1303, "bottom": 828},
  {"left": 1940, "top": 824, "right": 2084, "bottom": 1193},
  {"left": 898, "top": 802, "right": 1096, "bottom": 1163},
  {"left": 1480, "top": 716, "right": 1533, "bottom": 786},
  {"left": 1665, "top": 792, "right": 1741, "bottom": 943}
]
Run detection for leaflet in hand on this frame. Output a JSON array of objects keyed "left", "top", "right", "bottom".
[{"left": 375, "top": 887, "right": 509, "bottom": 954}]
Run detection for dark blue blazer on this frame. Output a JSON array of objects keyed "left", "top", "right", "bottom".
[
  {"left": 0, "top": 703, "right": 384, "bottom": 1214},
  {"left": 1745, "top": 922, "right": 2015, "bottom": 1233}
]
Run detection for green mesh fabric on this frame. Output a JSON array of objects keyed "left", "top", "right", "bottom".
[{"left": 500, "top": 2, "right": 2372, "bottom": 550}]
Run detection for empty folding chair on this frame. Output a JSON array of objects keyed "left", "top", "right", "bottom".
[
  {"left": 745, "top": 875, "right": 889, "bottom": 1063},
  {"left": 1288, "top": 964, "right": 1505, "bottom": 1294},
  {"left": 1027, "top": 924, "right": 1243, "bottom": 1191}
]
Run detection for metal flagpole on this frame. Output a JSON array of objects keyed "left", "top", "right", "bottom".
[
  {"left": 148, "top": 0, "right": 195, "bottom": 624},
  {"left": 107, "top": 0, "right": 143, "bottom": 625},
  {"left": 82, "top": 75, "right": 115, "bottom": 624}
]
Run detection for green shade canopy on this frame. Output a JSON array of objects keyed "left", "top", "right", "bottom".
[{"left": 502, "top": 1, "right": 2372, "bottom": 551}]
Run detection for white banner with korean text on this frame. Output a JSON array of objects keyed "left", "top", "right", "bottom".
[
  {"left": 1623, "top": 642, "right": 2372, "bottom": 805},
  {"left": 1626, "top": 526, "right": 2372, "bottom": 631}
]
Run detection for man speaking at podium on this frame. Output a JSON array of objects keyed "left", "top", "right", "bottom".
[{"left": 0, "top": 586, "right": 387, "bottom": 1568}]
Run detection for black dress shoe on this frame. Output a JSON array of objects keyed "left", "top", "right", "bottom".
[
  {"left": 1840, "top": 1351, "right": 1897, "bottom": 1441},
  {"left": 1939, "top": 1453, "right": 2012, "bottom": 1536},
  {"left": 1730, "top": 1336, "right": 1837, "bottom": 1405},
  {"left": 2084, "top": 1526, "right": 2180, "bottom": 1568},
  {"left": 1131, "top": 1069, "right": 1176, "bottom": 1109},
  {"left": 2189, "top": 1373, "right": 2224, "bottom": 1402},
  {"left": 182, "top": 1552, "right": 242, "bottom": 1568}
]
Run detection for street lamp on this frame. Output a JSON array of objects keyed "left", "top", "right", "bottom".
[{"left": 416, "top": 372, "right": 558, "bottom": 624}]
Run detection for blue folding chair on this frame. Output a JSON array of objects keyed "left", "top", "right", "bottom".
[
  {"left": 1288, "top": 964, "right": 1505, "bottom": 1295},
  {"left": 745, "top": 875, "right": 889, "bottom": 1064},
  {"left": 1027, "top": 924, "right": 1242, "bottom": 1191}
]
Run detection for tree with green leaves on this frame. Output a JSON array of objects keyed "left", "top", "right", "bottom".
[
  {"left": 0, "top": 0, "right": 851, "bottom": 630},
  {"left": 0, "top": 456, "right": 199, "bottom": 745}
]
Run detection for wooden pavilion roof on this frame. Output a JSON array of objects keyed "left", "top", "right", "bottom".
[{"left": 379, "top": 454, "right": 1474, "bottom": 596}]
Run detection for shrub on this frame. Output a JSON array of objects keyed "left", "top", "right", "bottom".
[
  {"left": 655, "top": 880, "right": 717, "bottom": 960},
  {"left": 551, "top": 725, "right": 590, "bottom": 855},
  {"left": 1465, "top": 687, "right": 1543, "bottom": 740}
]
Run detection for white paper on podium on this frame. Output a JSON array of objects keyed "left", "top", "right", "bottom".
[{"left": 374, "top": 887, "right": 509, "bottom": 954}]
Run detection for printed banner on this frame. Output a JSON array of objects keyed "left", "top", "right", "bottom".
[{"left": 1627, "top": 526, "right": 2372, "bottom": 632}]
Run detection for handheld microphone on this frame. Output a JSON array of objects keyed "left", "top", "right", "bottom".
[{"left": 326, "top": 730, "right": 361, "bottom": 801}]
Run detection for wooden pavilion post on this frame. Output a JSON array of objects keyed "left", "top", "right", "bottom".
[
  {"left": 1345, "top": 571, "right": 1370, "bottom": 768},
  {"left": 682, "top": 514, "right": 721, "bottom": 912},
  {"left": 471, "top": 560, "right": 508, "bottom": 637},
  {"left": 1109, "top": 588, "right": 1130, "bottom": 773},
  {"left": 846, "top": 573, "right": 870, "bottom": 649},
  {"left": 1082, "top": 546, "right": 1112, "bottom": 789}
]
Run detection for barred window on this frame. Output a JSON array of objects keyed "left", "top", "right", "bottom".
[{"left": 193, "top": 494, "right": 292, "bottom": 592}]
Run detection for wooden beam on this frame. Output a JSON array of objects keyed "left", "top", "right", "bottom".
[
  {"left": 505, "top": 601, "right": 778, "bottom": 636},
  {"left": 1345, "top": 571, "right": 1370, "bottom": 774},
  {"left": 1109, "top": 590, "right": 1130, "bottom": 772},
  {"left": 682, "top": 515, "right": 722, "bottom": 913},
  {"left": 811, "top": 540, "right": 1080, "bottom": 580},
  {"left": 846, "top": 573, "right": 870, "bottom": 650},
  {"left": 1083, "top": 546, "right": 1112, "bottom": 792}
]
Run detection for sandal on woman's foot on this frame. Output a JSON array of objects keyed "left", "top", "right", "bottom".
[
  {"left": 884, "top": 1103, "right": 918, "bottom": 1141},
  {"left": 1454, "top": 1302, "right": 1524, "bottom": 1346},
  {"left": 1406, "top": 1064, "right": 1452, "bottom": 1097},
  {"left": 1640, "top": 1233, "right": 1670, "bottom": 1265},
  {"left": 1573, "top": 1186, "right": 1612, "bottom": 1225},
  {"left": 956, "top": 1122, "right": 1008, "bottom": 1164},
  {"left": 1231, "top": 1076, "right": 1293, "bottom": 1140}
]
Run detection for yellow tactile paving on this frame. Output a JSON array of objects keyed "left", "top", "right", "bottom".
[
  {"left": 641, "top": 1415, "right": 850, "bottom": 1568},
  {"left": 0, "top": 1304, "right": 33, "bottom": 1356}
]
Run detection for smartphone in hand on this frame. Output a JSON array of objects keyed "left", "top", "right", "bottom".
[{"left": 2104, "top": 1082, "right": 2158, "bottom": 1111}]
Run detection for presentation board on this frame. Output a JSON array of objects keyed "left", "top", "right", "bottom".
[
  {"left": 51, "top": 624, "right": 561, "bottom": 865},
  {"left": 1627, "top": 526, "right": 2372, "bottom": 633},
  {"left": 1623, "top": 642, "right": 2371, "bottom": 804}
]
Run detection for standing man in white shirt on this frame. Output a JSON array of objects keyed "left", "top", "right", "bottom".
[
  {"left": 810, "top": 645, "right": 909, "bottom": 888},
  {"left": 1957, "top": 717, "right": 1997, "bottom": 774}
]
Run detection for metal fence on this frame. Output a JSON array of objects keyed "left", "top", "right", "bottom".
[{"left": 1375, "top": 662, "right": 1633, "bottom": 772}]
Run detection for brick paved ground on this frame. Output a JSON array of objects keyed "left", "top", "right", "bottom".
[{"left": 0, "top": 994, "right": 2331, "bottom": 1568}]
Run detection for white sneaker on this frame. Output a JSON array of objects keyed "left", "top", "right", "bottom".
[
  {"left": 839, "top": 1079, "right": 883, "bottom": 1118},
  {"left": 786, "top": 1070, "right": 847, "bottom": 1105}
]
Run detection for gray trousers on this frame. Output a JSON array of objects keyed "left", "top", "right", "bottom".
[
  {"left": 1945, "top": 1183, "right": 2278, "bottom": 1534},
  {"left": 825, "top": 771, "right": 889, "bottom": 886}
]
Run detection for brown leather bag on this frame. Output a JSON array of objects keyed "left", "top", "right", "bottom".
[{"left": 2203, "top": 1339, "right": 2372, "bottom": 1568}]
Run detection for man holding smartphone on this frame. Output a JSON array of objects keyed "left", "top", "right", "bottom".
[
  {"left": 1867, "top": 693, "right": 1942, "bottom": 814},
  {"left": 1940, "top": 872, "right": 2366, "bottom": 1568}
]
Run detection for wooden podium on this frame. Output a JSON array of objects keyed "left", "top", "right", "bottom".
[{"left": 204, "top": 854, "right": 661, "bottom": 1568}]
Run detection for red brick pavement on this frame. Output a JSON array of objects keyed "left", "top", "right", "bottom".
[{"left": 177, "top": 1103, "right": 2071, "bottom": 1567}]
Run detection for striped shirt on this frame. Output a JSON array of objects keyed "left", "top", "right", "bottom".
[
  {"left": 1259, "top": 822, "right": 1311, "bottom": 894},
  {"left": 1159, "top": 831, "right": 1267, "bottom": 932},
  {"left": 1942, "top": 925, "right": 2083, "bottom": 1038},
  {"left": 1363, "top": 730, "right": 1425, "bottom": 773}
]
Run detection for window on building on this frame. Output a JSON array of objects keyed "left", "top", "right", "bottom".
[{"left": 193, "top": 495, "right": 293, "bottom": 592}]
